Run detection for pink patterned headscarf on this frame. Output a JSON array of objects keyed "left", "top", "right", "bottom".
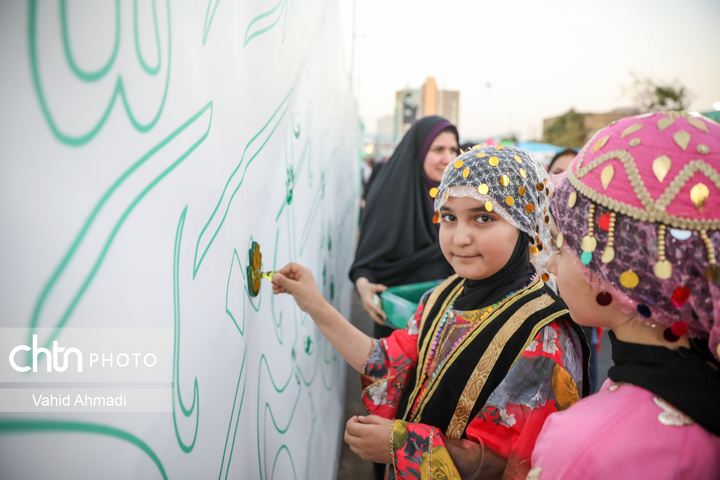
[{"left": 550, "top": 111, "right": 720, "bottom": 361}]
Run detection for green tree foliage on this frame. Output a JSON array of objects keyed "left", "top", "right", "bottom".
[
  {"left": 543, "top": 109, "right": 587, "bottom": 148},
  {"left": 626, "top": 72, "right": 693, "bottom": 112}
]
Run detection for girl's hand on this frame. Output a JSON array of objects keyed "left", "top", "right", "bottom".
[
  {"left": 272, "top": 263, "right": 325, "bottom": 315},
  {"left": 344, "top": 415, "right": 393, "bottom": 464},
  {"left": 355, "top": 277, "right": 388, "bottom": 325}
]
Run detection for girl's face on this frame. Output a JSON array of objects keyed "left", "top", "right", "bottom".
[
  {"left": 439, "top": 196, "right": 519, "bottom": 280},
  {"left": 423, "top": 132, "right": 459, "bottom": 182},
  {"left": 547, "top": 223, "right": 625, "bottom": 328}
]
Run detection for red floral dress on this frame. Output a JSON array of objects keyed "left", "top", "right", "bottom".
[{"left": 361, "top": 295, "right": 585, "bottom": 479}]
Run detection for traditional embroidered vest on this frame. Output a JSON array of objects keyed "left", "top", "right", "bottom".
[{"left": 395, "top": 274, "right": 587, "bottom": 440}]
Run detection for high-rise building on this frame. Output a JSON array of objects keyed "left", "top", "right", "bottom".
[{"left": 394, "top": 77, "right": 460, "bottom": 140}]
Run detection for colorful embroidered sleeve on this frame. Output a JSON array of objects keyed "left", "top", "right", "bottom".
[
  {"left": 464, "top": 320, "right": 584, "bottom": 479},
  {"left": 390, "top": 420, "right": 507, "bottom": 480},
  {"left": 387, "top": 320, "right": 584, "bottom": 480},
  {"left": 360, "top": 296, "right": 429, "bottom": 418}
]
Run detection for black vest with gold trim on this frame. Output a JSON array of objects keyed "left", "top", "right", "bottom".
[{"left": 395, "top": 274, "right": 589, "bottom": 440}]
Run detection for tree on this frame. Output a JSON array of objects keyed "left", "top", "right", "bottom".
[
  {"left": 625, "top": 72, "right": 693, "bottom": 112},
  {"left": 543, "top": 109, "right": 587, "bottom": 148}
]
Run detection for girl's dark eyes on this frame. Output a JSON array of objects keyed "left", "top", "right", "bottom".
[
  {"left": 441, "top": 214, "right": 455, "bottom": 223},
  {"left": 475, "top": 215, "right": 493, "bottom": 224}
]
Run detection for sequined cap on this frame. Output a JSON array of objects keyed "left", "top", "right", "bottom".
[
  {"left": 432, "top": 145, "right": 553, "bottom": 278},
  {"left": 551, "top": 111, "right": 720, "bottom": 360}
]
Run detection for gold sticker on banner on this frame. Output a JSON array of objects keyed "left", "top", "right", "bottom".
[
  {"left": 506, "top": 196, "right": 515, "bottom": 206},
  {"left": 476, "top": 152, "right": 487, "bottom": 158},
  {"left": 454, "top": 159, "right": 464, "bottom": 168},
  {"left": 601, "top": 164, "right": 615, "bottom": 189},
  {"left": 654, "top": 260, "right": 673, "bottom": 279},
  {"left": 698, "top": 144, "right": 709, "bottom": 155},
  {"left": 485, "top": 201, "right": 493, "bottom": 212},
  {"left": 556, "top": 232, "right": 564, "bottom": 248},
  {"left": 629, "top": 138, "right": 641, "bottom": 147},
  {"left": 620, "top": 270, "right": 640, "bottom": 289},
  {"left": 581, "top": 235, "right": 597, "bottom": 252},
  {"left": 514, "top": 155, "right": 522, "bottom": 163},
  {"left": 657, "top": 117, "right": 675, "bottom": 131},
  {"left": 520, "top": 168, "right": 527, "bottom": 178},
  {"left": 689, "top": 117, "right": 709, "bottom": 132},
  {"left": 568, "top": 191, "right": 577, "bottom": 207},
  {"left": 525, "top": 203, "right": 535, "bottom": 213},
  {"left": 519, "top": 185, "right": 527, "bottom": 196},
  {"left": 706, "top": 265, "right": 720, "bottom": 283},
  {"left": 500, "top": 175, "right": 510, "bottom": 186},
  {"left": 673, "top": 130, "right": 691, "bottom": 150},
  {"left": 462, "top": 167, "right": 470, "bottom": 178},
  {"left": 489, "top": 156, "right": 500, "bottom": 166},
  {"left": 621, "top": 123, "right": 643, "bottom": 138},
  {"left": 429, "top": 187, "right": 439, "bottom": 198},
  {"left": 652, "top": 155, "right": 671, "bottom": 182},
  {"left": 690, "top": 182, "right": 709, "bottom": 212},
  {"left": 601, "top": 246, "right": 615, "bottom": 263},
  {"left": 592, "top": 136, "right": 610, "bottom": 153},
  {"left": 478, "top": 184, "right": 489, "bottom": 195}
]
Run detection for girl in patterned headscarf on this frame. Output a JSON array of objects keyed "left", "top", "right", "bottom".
[
  {"left": 273, "top": 145, "right": 589, "bottom": 479},
  {"left": 529, "top": 111, "right": 720, "bottom": 479}
]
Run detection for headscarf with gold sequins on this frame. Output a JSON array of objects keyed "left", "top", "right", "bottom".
[
  {"left": 550, "top": 111, "right": 720, "bottom": 361},
  {"left": 432, "top": 145, "right": 554, "bottom": 280}
]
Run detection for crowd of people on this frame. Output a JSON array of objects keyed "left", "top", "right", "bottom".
[{"left": 272, "top": 111, "right": 720, "bottom": 479}]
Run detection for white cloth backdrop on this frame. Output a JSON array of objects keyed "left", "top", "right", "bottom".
[{"left": 0, "top": 1, "right": 360, "bottom": 478}]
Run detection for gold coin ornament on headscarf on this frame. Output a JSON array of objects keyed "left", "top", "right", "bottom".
[
  {"left": 673, "top": 130, "right": 691, "bottom": 150},
  {"left": 568, "top": 191, "right": 577, "bottom": 208},
  {"left": 500, "top": 175, "right": 510, "bottom": 186},
  {"left": 657, "top": 117, "right": 675, "bottom": 131},
  {"left": 514, "top": 155, "right": 522, "bottom": 164},
  {"left": 520, "top": 168, "right": 527, "bottom": 178},
  {"left": 476, "top": 152, "right": 486, "bottom": 158},
  {"left": 601, "top": 164, "right": 614, "bottom": 189},
  {"left": 485, "top": 201, "right": 493, "bottom": 212},
  {"left": 621, "top": 123, "right": 643, "bottom": 138},
  {"left": 556, "top": 232, "right": 564, "bottom": 248},
  {"left": 620, "top": 270, "right": 640, "bottom": 289},
  {"left": 689, "top": 116, "right": 709, "bottom": 133},
  {"left": 525, "top": 203, "right": 535, "bottom": 213},
  {"left": 519, "top": 185, "right": 527, "bottom": 196},
  {"left": 690, "top": 183, "right": 710, "bottom": 212},
  {"left": 592, "top": 136, "right": 609, "bottom": 153},
  {"left": 506, "top": 196, "right": 515, "bottom": 206},
  {"left": 454, "top": 159, "right": 464, "bottom": 169},
  {"left": 489, "top": 156, "right": 499, "bottom": 166},
  {"left": 429, "top": 187, "right": 438, "bottom": 198},
  {"left": 652, "top": 155, "right": 672, "bottom": 182},
  {"left": 478, "top": 184, "right": 489, "bottom": 195},
  {"left": 462, "top": 168, "right": 470, "bottom": 178},
  {"left": 495, "top": 144, "right": 504, "bottom": 150}
]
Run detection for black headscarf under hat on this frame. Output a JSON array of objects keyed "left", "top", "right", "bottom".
[{"left": 349, "top": 116, "right": 457, "bottom": 287}]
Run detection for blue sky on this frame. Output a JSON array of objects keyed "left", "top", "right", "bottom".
[{"left": 338, "top": 0, "right": 720, "bottom": 141}]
